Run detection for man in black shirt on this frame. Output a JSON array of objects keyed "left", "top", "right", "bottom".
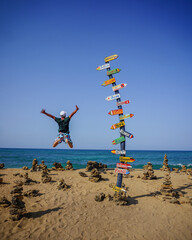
[{"left": 41, "top": 105, "right": 79, "bottom": 148}]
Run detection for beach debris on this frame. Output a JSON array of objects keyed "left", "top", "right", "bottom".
[
  {"left": 22, "top": 166, "right": 29, "bottom": 170},
  {"left": 52, "top": 162, "right": 65, "bottom": 171},
  {"left": 95, "top": 193, "right": 105, "bottom": 202},
  {"left": 180, "top": 165, "right": 187, "bottom": 173},
  {"left": 160, "top": 173, "right": 180, "bottom": 204},
  {"left": 0, "top": 163, "right": 5, "bottom": 169},
  {"left": 86, "top": 161, "right": 107, "bottom": 171},
  {"left": 41, "top": 169, "right": 52, "bottom": 183},
  {"left": 0, "top": 196, "right": 11, "bottom": 208},
  {"left": 31, "top": 158, "right": 40, "bottom": 172},
  {"left": 89, "top": 168, "right": 102, "bottom": 182},
  {"left": 9, "top": 181, "right": 27, "bottom": 221},
  {"left": 160, "top": 154, "right": 170, "bottom": 172},
  {"left": 142, "top": 162, "right": 157, "bottom": 180},
  {"left": 23, "top": 189, "right": 40, "bottom": 197},
  {"left": 79, "top": 172, "right": 88, "bottom": 177},
  {"left": 57, "top": 178, "right": 70, "bottom": 190},
  {"left": 39, "top": 160, "right": 47, "bottom": 170},
  {"left": 65, "top": 160, "right": 74, "bottom": 170}
]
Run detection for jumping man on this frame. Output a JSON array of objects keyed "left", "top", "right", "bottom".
[{"left": 41, "top": 105, "right": 79, "bottom": 148}]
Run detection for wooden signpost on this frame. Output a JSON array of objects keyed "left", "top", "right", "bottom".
[{"left": 97, "top": 54, "right": 135, "bottom": 190}]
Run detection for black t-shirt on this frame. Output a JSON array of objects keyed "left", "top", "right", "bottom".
[{"left": 55, "top": 117, "right": 70, "bottom": 133}]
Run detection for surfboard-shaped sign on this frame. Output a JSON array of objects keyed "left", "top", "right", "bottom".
[
  {"left": 108, "top": 109, "right": 123, "bottom": 116},
  {"left": 112, "top": 83, "right": 127, "bottom": 91},
  {"left": 106, "top": 94, "right": 120, "bottom": 101},
  {"left": 119, "top": 114, "right": 134, "bottom": 120},
  {"left": 116, "top": 163, "right": 132, "bottom": 169},
  {"left": 115, "top": 168, "right": 130, "bottom": 175},
  {"left": 101, "top": 78, "right": 116, "bottom": 86},
  {"left": 116, "top": 100, "right": 130, "bottom": 107},
  {"left": 104, "top": 54, "right": 118, "bottom": 63},
  {"left": 120, "top": 129, "right": 134, "bottom": 139},
  {"left": 107, "top": 68, "right": 121, "bottom": 76},
  {"left": 112, "top": 136, "right": 125, "bottom": 145},
  {"left": 119, "top": 156, "right": 135, "bottom": 162},
  {"left": 111, "top": 149, "right": 126, "bottom": 155},
  {"left": 96, "top": 63, "right": 110, "bottom": 71},
  {"left": 110, "top": 121, "right": 125, "bottom": 130}
]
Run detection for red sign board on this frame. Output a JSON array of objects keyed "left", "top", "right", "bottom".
[
  {"left": 116, "top": 163, "right": 132, "bottom": 169},
  {"left": 115, "top": 168, "right": 130, "bottom": 174}
]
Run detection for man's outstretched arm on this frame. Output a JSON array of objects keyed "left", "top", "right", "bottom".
[
  {"left": 69, "top": 105, "right": 79, "bottom": 119},
  {"left": 41, "top": 109, "right": 56, "bottom": 120}
]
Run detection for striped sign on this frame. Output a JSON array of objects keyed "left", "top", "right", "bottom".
[
  {"left": 112, "top": 136, "right": 125, "bottom": 145},
  {"left": 111, "top": 150, "right": 126, "bottom": 155},
  {"left": 106, "top": 94, "right": 120, "bottom": 101},
  {"left": 110, "top": 121, "right": 125, "bottom": 130},
  {"left": 104, "top": 54, "right": 118, "bottom": 63},
  {"left": 101, "top": 78, "right": 116, "bottom": 86},
  {"left": 96, "top": 63, "right": 110, "bottom": 71},
  {"left": 107, "top": 68, "right": 121, "bottom": 76},
  {"left": 112, "top": 83, "right": 127, "bottom": 91},
  {"left": 119, "top": 114, "right": 134, "bottom": 120},
  {"left": 116, "top": 100, "right": 130, "bottom": 107},
  {"left": 120, "top": 129, "right": 134, "bottom": 139},
  {"left": 108, "top": 109, "right": 123, "bottom": 116},
  {"left": 115, "top": 168, "right": 130, "bottom": 175},
  {"left": 116, "top": 163, "right": 132, "bottom": 169}
]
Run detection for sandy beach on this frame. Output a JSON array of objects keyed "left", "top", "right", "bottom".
[{"left": 0, "top": 167, "right": 192, "bottom": 240}]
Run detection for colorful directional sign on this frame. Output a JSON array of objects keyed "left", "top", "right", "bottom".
[
  {"left": 107, "top": 68, "right": 121, "bottom": 76},
  {"left": 101, "top": 78, "right": 116, "bottom": 86},
  {"left": 119, "top": 156, "right": 135, "bottom": 162},
  {"left": 119, "top": 114, "right": 134, "bottom": 120},
  {"left": 116, "top": 100, "right": 130, "bottom": 107},
  {"left": 111, "top": 149, "right": 126, "bottom": 155},
  {"left": 112, "top": 185, "right": 127, "bottom": 192},
  {"left": 106, "top": 94, "right": 120, "bottom": 101},
  {"left": 96, "top": 63, "right": 110, "bottom": 71},
  {"left": 104, "top": 54, "right": 118, "bottom": 63},
  {"left": 120, "top": 129, "right": 134, "bottom": 139},
  {"left": 116, "top": 163, "right": 132, "bottom": 169},
  {"left": 112, "top": 136, "right": 125, "bottom": 145},
  {"left": 115, "top": 168, "right": 130, "bottom": 175},
  {"left": 112, "top": 83, "right": 127, "bottom": 91},
  {"left": 108, "top": 109, "right": 123, "bottom": 116},
  {"left": 110, "top": 121, "right": 125, "bottom": 130}
]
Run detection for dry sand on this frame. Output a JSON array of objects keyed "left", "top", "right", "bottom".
[{"left": 0, "top": 168, "right": 192, "bottom": 240}]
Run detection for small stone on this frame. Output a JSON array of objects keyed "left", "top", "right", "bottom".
[
  {"left": 95, "top": 193, "right": 105, "bottom": 202},
  {"left": 79, "top": 172, "right": 88, "bottom": 177}
]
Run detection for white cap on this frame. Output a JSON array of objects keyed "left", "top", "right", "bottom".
[{"left": 60, "top": 111, "right": 66, "bottom": 117}]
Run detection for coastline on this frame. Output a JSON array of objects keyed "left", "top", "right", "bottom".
[{"left": 0, "top": 168, "right": 192, "bottom": 240}]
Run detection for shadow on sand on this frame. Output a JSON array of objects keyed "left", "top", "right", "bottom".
[{"left": 24, "top": 207, "right": 63, "bottom": 219}]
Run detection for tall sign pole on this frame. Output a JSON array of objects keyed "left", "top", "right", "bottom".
[{"left": 97, "top": 54, "right": 135, "bottom": 189}]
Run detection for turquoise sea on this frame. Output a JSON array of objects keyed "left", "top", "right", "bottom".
[{"left": 0, "top": 148, "right": 192, "bottom": 170}]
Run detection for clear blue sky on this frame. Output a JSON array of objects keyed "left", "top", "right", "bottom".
[{"left": 0, "top": 0, "right": 192, "bottom": 150}]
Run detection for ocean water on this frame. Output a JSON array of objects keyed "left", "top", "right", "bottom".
[{"left": 0, "top": 148, "right": 192, "bottom": 170}]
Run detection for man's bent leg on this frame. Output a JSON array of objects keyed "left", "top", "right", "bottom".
[
  {"left": 53, "top": 139, "right": 60, "bottom": 148},
  {"left": 67, "top": 141, "right": 73, "bottom": 148}
]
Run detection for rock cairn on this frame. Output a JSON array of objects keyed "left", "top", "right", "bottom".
[
  {"left": 95, "top": 193, "right": 105, "bottom": 202},
  {"left": 89, "top": 168, "right": 102, "bottom": 182},
  {"left": 9, "top": 181, "right": 27, "bottom": 221},
  {"left": 23, "top": 173, "right": 39, "bottom": 185},
  {"left": 65, "top": 160, "right": 74, "bottom": 170},
  {"left": 0, "top": 163, "right": 5, "bottom": 169},
  {"left": 39, "top": 160, "right": 47, "bottom": 170},
  {"left": 22, "top": 166, "right": 29, "bottom": 170},
  {"left": 57, "top": 178, "right": 69, "bottom": 190},
  {"left": 31, "top": 158, "right": 40, "bottom": 171},
  {"left": 41, "top": 169, "right": 52, "bottom": 183},
  {"left": 0, "top": 196, "right": 11, "bottom": 208},
  {"left": 52, "top": 162, "right": 64, "bottom": 171},
  {"left": 23, "top": 189, "right": 40, "bottom": 197},
  {"left": 86, "top": 161, "right": 107, "bottom": 171},
  {"left": 160, "top": 173, "right": 179, "bottom": 204},
  {"left": 180, "top": 165, "right": 187, "bottom": 173},
  {"left": 142, "top": 162, "right": 157, "bottom": 180},
  {"left": 160, "top": 154, "right": 170, "bottom": 172},
  {"left": 172, "top": 168, "right": 179, "bottom": 173}
]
